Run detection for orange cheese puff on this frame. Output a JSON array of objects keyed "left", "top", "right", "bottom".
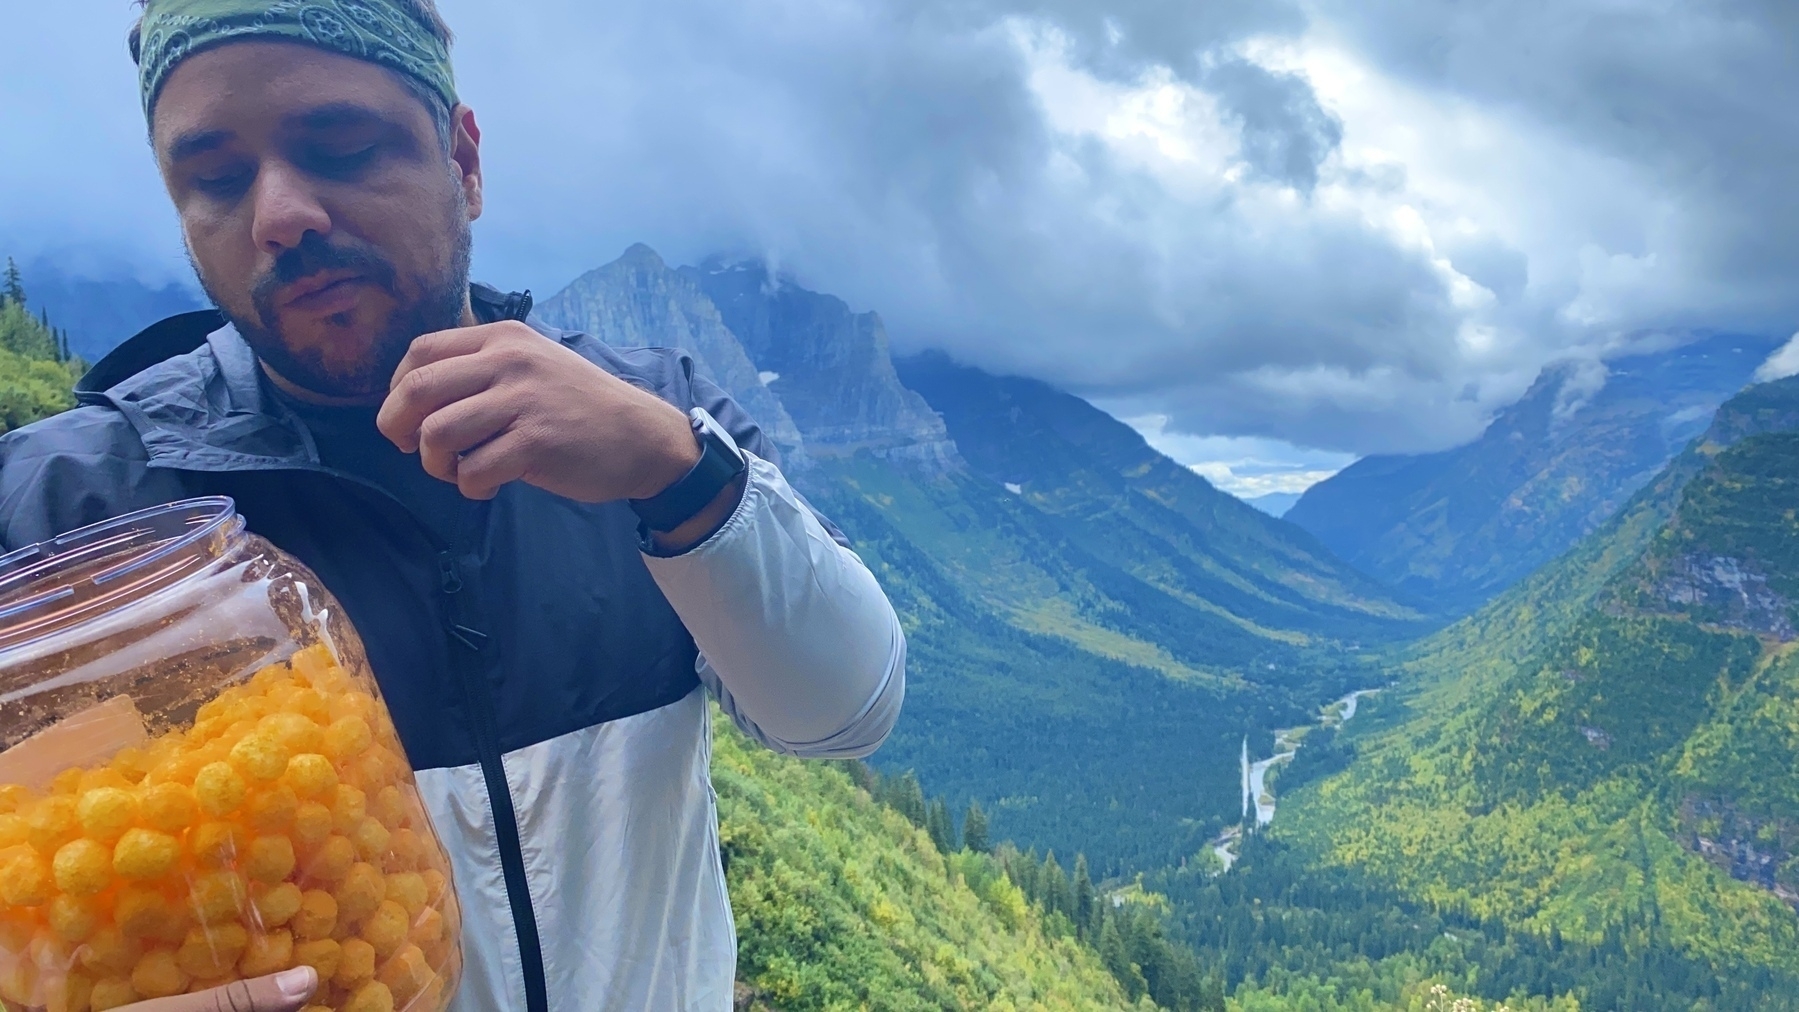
[
  {"left": 46, "top": 893, "right": 100, "bottom": 942},
  {"left": 282, "top": 689, "right": 330, "bottom": 725},
  {"left": 112, "top": 829, "right": 179, "bottom": 881},
  {"left": 186, "top": 870, "right": 246, "bottom": 926},
  {"left": 114, "top": 888, "right": 166, "bottom": 939},
  {"left": 260, "top": 713, "right": 324, "bottom": 757},
  {"left": 0, "top": 786, "right": 33, "bottom": 815},
  {"left": 292, "top": 803, "right": 333, "bottom": 848},
  {"left": 0, "top": 814, "right": 29, "bottom": 850},
  {"left": 251, "top": 662, "right": 292, "bottom": 692},
  {"left": 246, "top": 785, "right": 300, "bottom": 834},
  {"left": 77, "top": 769, "right": 132, "bottom": 794},
  {"left": 187, "top": 822, "right": 246, "bottom": 868},
  {"left": 45, "top": 968, "right": 94, "bottom": 1012},
  {"left": 350, "top": 818, "right": 391, "bottom": 863},
  {"left": 0, "top": 956, "right": 39, "bottom": 1006},
  {"left": 358, "top": 901, "right": 407, "bottom": 961},
  {"left": 237, "top": 928, "right": 293, "bottom": 977},
  {"left": 89, "top": 976, "right": 137, "bottom": 1010},
  {"left": 334, "top": 864, "right": 385, "bottom": 924},
  {"left": 229, "top": 734, "right": 291, "bottom": 785},
  {"left": 383, "top": 829, "right": 423, "bottom": 873},
  {"left": 78, "top": 926, "right": 142, "bottom": 975},
  {"left": 0, "top": 846, "right": 54, "bottom": 907},
  {"left": 52, "top": 838, "right": 112, "bottom": 897},
  {"left": 145, "top": 750, "right": 206, "bottom": 789},
  {"left": 137, "top": 784, "right": 198, "bottom": 836},
  {"left": 284, "top": 755, "right": 338, "bottom": 801},
  {"left": 76, "top": 788, "right": 137, "bottom": 845},
  {"left": 129, "top": 947, "right": 189, "bottom": 998},
  {"left": 250, "top": 882, "right": 304, "bottom": 928},
  {"left": 193, "top": 763, "right": 247, "bottom": 818},
  {"left": 332, "top": 937, "right": 376, "bottom": 988},
  {"left": 344, "top": 979, "right": 396, "bottom": 1012},
  {"left": 51, "top": 768, "right": 85, "bottom": 797},
  {"left": 109, "top": 747, "right": 152, "bottom": 785},
  {"left": 244, "top": 836, "right": 297, "bottom": 885},
  {"left": 371, "top": 787, "right": 407, "bottom": 830},
  {"left": 287, "top": 645, "right": 336, "bottom": 680},
  {"left": 174, "top": 923, "right": 249, "bottom": 979},
  {"left": 27, "top": 797, "right": 80, "bottom": 855},
  {"left": 149, "top": 904, "right": 194, "bottom": 946},
  {"left": 323, "top": 716, "right": 374, "bottom": 763},
  {"left": 419, "top": 870, "right": 448, "bottom": 906},
  {"left": 328, "top": 787, "right": 367, "bottom": 837},
  {"left": 377, "top": 943, "right": 432, "bottom": 1004},
  {"left": 292, "top": 890, "right": 338, "bottom": 942},
  {"left": 303, "top": 837, "right": 355, "bottom": 884},
  {"left": 382, "top": 873, "right": 426, "bottom": 920},
  {"left": 293, "top": 937, "right": 342, "bottom": 981},
  {"left": 194, "top": 692, "right": 235, "bottom": 724}
]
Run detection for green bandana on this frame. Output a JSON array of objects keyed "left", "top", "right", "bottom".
[{"left": 137, "top": 0, "right": 457, "bottom": 119}]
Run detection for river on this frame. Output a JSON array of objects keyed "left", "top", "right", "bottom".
[{"left": 1208, "top": 689, "right": 1379, "bottom": 873}]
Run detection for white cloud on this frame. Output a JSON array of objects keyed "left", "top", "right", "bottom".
[{"left": 1755, "top": 332, "right": 1799, "bottom": 383}]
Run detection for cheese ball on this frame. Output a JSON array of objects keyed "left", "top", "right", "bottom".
[
  {"left": 77, "top": 768, "right": 132, "bottom": 794},
  {"left": 193, "top": 763, "right": 247, "bottom": 817},
  {"left": 175, "top": 923, "right": 249, "bottom": 979},
  {"left": 0, "top": 785, "right": 32, "bottom": 815},
  {"left": 76, "top": 788, "right": 137, "bottom": 844},
  {"left": 130, "top": 947, "right": 189, "bottom": 999},
  {"left": 138, "top": 783, "right": 199, "bottom": 835},
  {"left": 51, "top": 768, "right": 84, "bottom": 796},
  {"left": 408, "top": 906, "right": 445, "bottom": 948},
  {"left": 335, "top": 863, "right": 385, "bottom": 923},
  {"left": 351, "top": 817, "right": 391, "bottom": 862},
  {"left": 52, "top": 838, "right": 112, "bottom": 896},
  {"left": 89, "top": 976, "right": 138, "bottom": 1011},
  {"left": 250, "top": 881, "right": 304, "bottom": 928},
  {"left": 187, "top": 869, "right": 246, "bottom": 926},
  {"left": 358, "top": 900, "right": 408, "bottom": 960},
  {"left": 46, "top": 892, "right": 101, "bottom": 942},
  {"left": 293, "top": 890, "right": 338, "bottom": 942},
  {"left": 237, "top": 928, "right": 294, "bottom": 977},
  {"left": 0, "top": 846, "right": 54, "bottom": 906},
  {"left": 303, "top": 836, "right": 355, "bottom": 884},
  {"left": 292, "top": 802, "right": 333, "bottom": 848},
  {"left": 245, "top": 835, "right": 297, "bottom": 885},
  {"left": 379, "top": 943, "right": 434, "bottom": 1004},
  {"left": 332, "top": 937, "right": 377, "bottom": 988},
  {"left": 112, "top": 828, "right": 180, "bottom": 881},
  {"left": 323, "top": 716, "right": 374, "bottom": 763},
  {"left": 27, "top": 797, "right": 80, "bottom": 855},
  {"left": 261, "top": 713, "right": 324, "bottom": 757},
  {"left": 285, "top": 755, "right": 338, "bottom": 801},
  {"left": 79, "top": 926, "right": 142, "bottom": 976},
  {"left": 188, "top": 822, "right": 246, "bottom": 868},
  {"left": 0, "top": 814, "right": 28, "bottom": 851},
  {"left": 383, "top": 872, "right": 427, "bottom": 919},
  {"left": 293, "top": 937, "right": 342, "bottom": 981},
  {"left": 247, "top": 784, "right": 300, "bottom": 834},
  {"left": 229, "top": 734, "right": 291, "bottom": 785},
  {"left": 329, "top": 786, "right": 367, "bottom": 836}
]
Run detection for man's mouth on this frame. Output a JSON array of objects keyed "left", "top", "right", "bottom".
[{"left": 279, "top": 270, "right": 370, "bottom": 314}]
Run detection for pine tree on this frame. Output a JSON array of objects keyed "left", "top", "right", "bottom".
[
  {"left": 961, "top": 799, "right": 989, "bottom": 854},
  {"left": 1, "top": 258, "right": 24, "bottom": 307},
  {"left": 1072, "top": 854, "right": 1095, "bottom": 937},
  {"left": 1039, "top": 853, "right": 1071, "bottom": 922},
  {"left": 894, "top": 771, "right": 927, "bottom": 828},
  {"left": 925, "top": 798, "right": 956, "bottom": 854}
]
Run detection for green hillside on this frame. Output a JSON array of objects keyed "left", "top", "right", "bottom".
[
  {"left": 1267, "top": 379, "right": 1799, "bottom": 1010},
  {"left": 0, "top": 258, "right": 83, "bottom": 434}
]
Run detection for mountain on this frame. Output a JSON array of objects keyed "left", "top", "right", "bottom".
[
  {"left": 13, "top": 257, "right": 203, "bottom": 362},
  {"left": 1243, "top": 492, "right": 1300, "bottom": 518},
  {"left": 1270, "top": 377, "right": 1799, "bottom": 1010},
  {"left": 684, "top": 258, "right": 959, "bottom": 468},
  {"left": 1287, "top": 334, "right": 1780, "bottom": 615},
  {"left": 535, "top": 245, "right": 808, "bottom": 466}
]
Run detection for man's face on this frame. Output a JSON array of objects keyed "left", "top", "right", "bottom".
[{"left": 152, "top": 41, "right": 482, "bottom": 399}]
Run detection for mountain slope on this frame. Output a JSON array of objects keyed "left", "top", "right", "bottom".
[
  {"left": 713, "top": 712, "right": 1156, "bottom": 1011},
  {"left": 14, "top": 257, "right": 203, "bottom": 362},
  {"left": 1274, "top": 377, "right": 1799, "bottom": 1010},
  {"left": 1288, "top": 335, "right": 1779, "bottom": 614}
]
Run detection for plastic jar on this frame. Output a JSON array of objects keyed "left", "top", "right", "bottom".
[{"left": 0, "top": 499, "right": 460, "bottom": 1012}]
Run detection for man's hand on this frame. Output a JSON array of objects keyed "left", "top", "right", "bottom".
[
  {"left": 120, "top": 967, "right": 317, "bottom": 1011},
  {"left": 377, "top": 321, "right": 701, "bottom": 503}
]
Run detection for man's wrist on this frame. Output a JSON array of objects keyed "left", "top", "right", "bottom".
[{"left": 629, "top": 408, "right": 747, "bottom": 534}]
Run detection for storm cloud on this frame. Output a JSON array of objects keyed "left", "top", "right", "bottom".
[{"left": 1, "top": 0, "right": 1794, "bottom": 462}]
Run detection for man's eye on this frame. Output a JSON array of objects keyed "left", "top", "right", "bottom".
[
  {"left": 194, "top": 168, "right": 252, "bottom": 197},
  {"left": 304, "top": 145, "right": 380, "bottom": 176}
]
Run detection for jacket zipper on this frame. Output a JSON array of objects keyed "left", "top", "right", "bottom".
[{"left": 438, "top": 549, "right": 550, "bottom": 1012}]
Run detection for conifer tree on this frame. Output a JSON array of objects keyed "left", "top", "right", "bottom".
[
  {"left": 925, "top": 797, "right": 956, "bottom": 854},
  {"left": 1072, "top": 854, "right": 1096, "bottom": 937},
  {"left": 961, "top": 799, "right": 989, "bottom": 854},
  {"left": 1039, "top": 853, "right": 1071, "bottom": 922},
  {"left": 2, "top": 258, "right": 23, "bottom": 307}
]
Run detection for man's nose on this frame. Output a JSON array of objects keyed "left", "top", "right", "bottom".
[{"left": 249, "top": 163, "right": 332, "bottom": 254}]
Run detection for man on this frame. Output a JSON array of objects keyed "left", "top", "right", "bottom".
[{"left": 0, "top": 0, "right": 905, "bottom": 1009}]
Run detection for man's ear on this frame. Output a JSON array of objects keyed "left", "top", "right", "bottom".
[{"left": 451, "top": 105, "right": 483, "bottom": 221}]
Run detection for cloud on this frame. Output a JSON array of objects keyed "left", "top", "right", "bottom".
[
  {"left": 1755, "top": 332, "right": 1799, "bottom": 383},
  {"left": 1, "top": 0, "right": 1794, "bottom": 459},
  {"left": 1124, "top": 416, "right": 1354, "bottom": 497}
]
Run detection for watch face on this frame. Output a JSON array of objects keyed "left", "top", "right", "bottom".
[{"left": 691, "top": 408, "right": 745, "bottom": 465}]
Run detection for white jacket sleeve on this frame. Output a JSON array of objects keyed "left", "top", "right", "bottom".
[{"left": 640, "top": 451, "right": 905, "bottom": 759}]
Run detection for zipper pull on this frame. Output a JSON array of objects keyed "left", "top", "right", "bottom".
[{"left": 438, "top": 553, "right": 463, "bottom": 595}]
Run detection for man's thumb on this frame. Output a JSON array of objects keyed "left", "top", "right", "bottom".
[{"left": 126, "top": 965, "right": 320, "bottom": 1011}]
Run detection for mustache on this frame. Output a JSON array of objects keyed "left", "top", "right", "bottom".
[{"left": 250, "top": 234, "right": 399, "bottom": 314}]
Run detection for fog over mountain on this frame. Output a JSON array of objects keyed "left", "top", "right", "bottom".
[{"left": 2, "top": 0, "right": 1795, "bottom": 476}]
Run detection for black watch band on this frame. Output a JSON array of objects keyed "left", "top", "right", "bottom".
[{"left": 628, "top": 408, "right": 748, "bottom": 533}]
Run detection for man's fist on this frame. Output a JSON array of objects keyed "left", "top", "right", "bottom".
[
  {"left": 119, "top": 966, "right": 317, "bottom": 1011},
  {"left": 377, "top": 321, "right": 701, "bottom": 503}
]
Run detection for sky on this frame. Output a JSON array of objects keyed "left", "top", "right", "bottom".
[{"left": 2, "top": 0, "right": 1796, "bottom": 498}]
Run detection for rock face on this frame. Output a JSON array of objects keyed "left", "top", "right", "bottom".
[
  {"left": 1287, "top": 333, "right": 1780, "bottom": 615},
  {"left": 536, "top": 245, "right": 807, "bottom": 467},
  {"left": 683, "top": 258, "right": 958, "bottom": 469}
]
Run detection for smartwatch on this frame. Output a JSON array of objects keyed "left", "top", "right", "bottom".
[{"left": 628, "top": 408, "right": 748, "bottom": 533}]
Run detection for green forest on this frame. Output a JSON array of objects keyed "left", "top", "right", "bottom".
[{"left": 0, "top": 257, "right": 83, "bottom": 434}]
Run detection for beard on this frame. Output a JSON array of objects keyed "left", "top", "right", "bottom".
[{"left": 196, "top": 208, "right": 472, "bottom": 400}]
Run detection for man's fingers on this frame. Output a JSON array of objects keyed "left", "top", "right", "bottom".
[
  {"left": 123, "top": 966, "right": 318, "bottom": 1012},
  {"left": 416, "top": 391, "right": 521, "bottom": 485},
  {"left": 378, "top": 354, "right": 498, "bottom": 453},
  {"left": 454, "top": 427, "right": 536, "bottom": 501},
  {"left": 389, "top": 325, "right": 492, "bottom": 390}
]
